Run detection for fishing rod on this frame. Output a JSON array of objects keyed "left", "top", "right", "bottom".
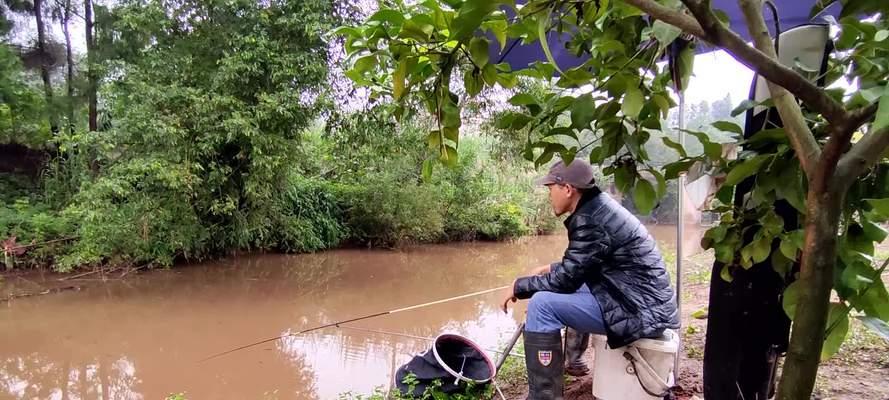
[
  {"left": 200, "top": 285, "right": 510, "bottom": 362},
  {"left": 336, "top": 325, "right": 524, "bottom": 359}
]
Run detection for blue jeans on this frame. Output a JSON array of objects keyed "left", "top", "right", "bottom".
[{"left": 525, "top": 284, "right": 608, "bottom": 334}]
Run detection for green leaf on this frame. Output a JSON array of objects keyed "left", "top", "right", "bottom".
[
  {"left": 681, "top": 129, "right": 723, "bottom": 161},
  {"left": 783, "top": 280, "right": 801, "bottom": 320},
  {"left": 746, "top": 128, "right": 789, "bottom": 146},
  {"left": 547, "top": 127, "right": 578, "bottom": 140},
  {"left": 331, "top": 26, "right": 363, "bottom": 38},
  {"left": 862, "top": 220, "right": 889, "bottom": 243},
  {"left": 561, "top": 147, "right": 577, "bottom": 165},
  {"left": 469, "top": 36, "right": 490, "bottom": 67},
  {"left": 874, "top": 85, "right": 889, "bottom": 132},
  {"left": 450, "top": 0, "right": 497, "bottom": 40},
  {"left": 614, "top": 165, "right": 636, "bottom": 193},
  {"left": 780, "top": 234, "right": 800, "bottom": 261},
  {"left": 691, "top": 307, "right": 708, "bottom": 320},
  {"left": 442, "top": 100, "right": 461, "bottom": 128},
  {"left": 509, "top": 93, "right": 537, "bottom": 106},
  {"left": 571, "top": 94, "right": 596, "bottom": 129},
  {"left": 422, "top": 158, "right": 434, "bottom": 182},
  {"left": 352, "top": 55, "right": 377, "bottom": 73},
  {"left": 750, "top": 236, "right": 772, "bottom": 264},
  {"left": 427, "top": 130, "right": 442, "bottom": 150},
  {"left": 443, "top": 126, "right": 459, "bottom": 146},
  {"left": 857, "top": 316, "right": 889, "bottom": 343},
  {"left": 661, "top": 136, "right": 687, "bottom": 158},
  {"left": 537, "top": 11, "right": 564, "bottom": 75},
  {"left": 841, "top": 261, "right": 875, "bottom": 292},
  {"left": 399, "top": 16, "right": 435, "bottom": 41},
  {"left": 651, "top": 94, "right": 672, "bottom": 118},
  {"left": 771, "top": 250, "right": 793, "bottom": 278},
  {"left": 720, "top": 264, "right": 734, "bottom": 283},
  {"left": 535, "top": 147, "right": 556, "bottom": 168},
  {"left": 464, "top": 69, "right": 483, "bottom": 96},
  {"left": 622, "top": 86, "right": 643, "bottom": 119},
  {"left": 731, "top": 99, "right": 758, "bottom": 117},
  {"left": 482, "top": 63, "right": 497, "bottom": 86},
  {"left": 664, "top": 158, "right": 697, "bottom": 180},
  {"left": 393, "top": 59, "right": 407, "bottom": 100},
  {"left": 712, "top": 121, "right": 743, "bottom": 136},
  {"left": 876, "top": 30, "right": 889, "bottom": 42},
  {"left": 652, "top": 20, "right": 681, "bottom": 48},
  {"left": 633, "top": 179, "right": 657, "bottom": 215},
  {"left": 775, "top": 163, "right": 806, "bottom": 212},
  {"left": 483, "top": 19, "right": 508, "bottom": 50},
  {"left": 649, "top": 169, "right": 667, "bottom": 197},
  {"left": 441, "top": 145, "right": 459, "bottom": 167},
  {"left": 822, "top": 303, "right": 849, "bottom": 361},
  {"left": 866, "top": 198, "right": 889, "bottom": 220},
  {"left": 715, "top": 185, "right": 734, "bottom": 205},
  {"left": 369, "top": 9, "right": 405, "bottom": 25},
  {"left": 724, "top": 155, "right": 772, "bottom": 186},
  {"left": 496, "top": 71, "right": 518, "bottom": 88},
  {"left": 676, "top": 45, "right": 695, "bottom": 90}
]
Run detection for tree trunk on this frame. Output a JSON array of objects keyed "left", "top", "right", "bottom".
[
  {"left": 62, "top": 0, "right": 74, "bottom": 134},
  {"left": 33, "top": 0, "right": 58, "bottom": 133},
  {"left": 775, "top": 188, "right": 844, "bottom": 400},
  {"left": 84, "top": 0, "right": 97, "bottom": 131}
]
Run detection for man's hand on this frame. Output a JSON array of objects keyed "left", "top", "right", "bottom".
[
  {"left": 501, "top": 280, "right": 517, "bottom": 313},
  {"left": 529, "top": 264, "right": 551, "bottom": 275}
]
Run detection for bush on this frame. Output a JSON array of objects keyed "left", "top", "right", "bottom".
[
  {"left": 340, "top": 173, "right": 445, "bottom": 247},
  {"left": 0, "top": 174, "right": 74, "bottom": 269},
  {"left": 269, "top": 174, "right": 347, "bottom": 252},
  {"left": 56, "top": 158, "right": 208, "bottom": 271}
]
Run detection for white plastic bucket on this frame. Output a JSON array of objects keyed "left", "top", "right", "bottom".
[{"left": 591, "top": 330, "right": 679, "bottom": 400}]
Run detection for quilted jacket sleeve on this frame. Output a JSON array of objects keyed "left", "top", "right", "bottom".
[{"left": 513, "top": 217, "right": 611, "bottom": 299}]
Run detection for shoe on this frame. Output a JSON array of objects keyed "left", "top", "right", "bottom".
[
  {"left": 564, "top": 328, "right": 590, "bottom": 377},
  {"left": 523, "top": 330, "right": 565, "bottom": 400}
]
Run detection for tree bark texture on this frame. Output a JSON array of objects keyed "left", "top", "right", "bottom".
[
  {"left": 84, "top": 0, "right": 97, "bottom": 131},
  {"left": 33, "top": 0, "right": 58, "bottom": 133},
  {"left": 775, "top": 189, "right": 844, "bottom": 400}
]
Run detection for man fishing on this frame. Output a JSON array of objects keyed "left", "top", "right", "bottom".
[{"left": 502, "top": 159, "right": 679, "bottom": 399}]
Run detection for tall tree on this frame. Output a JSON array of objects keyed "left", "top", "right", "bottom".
[
  {"left": 32, "top": 0, "right": 57, "bottom": 133},
  {"left": 84, "top": 0, "right": 95, "bottom": 131},
  {"left": 55, "top": 0, "right": 74, "bottom": 134}
]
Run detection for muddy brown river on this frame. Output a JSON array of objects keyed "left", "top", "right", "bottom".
[{"left": 0, "top": 226, "right": 702, "bottom": 400}]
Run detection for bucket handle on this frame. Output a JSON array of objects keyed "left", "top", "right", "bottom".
[{"left": 622, "top": 347, "right": 679, "bottom": 398}]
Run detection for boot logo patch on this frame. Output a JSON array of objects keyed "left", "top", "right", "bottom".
[{"left": 537, "top": 350, "right": 552, "bottom": 367}]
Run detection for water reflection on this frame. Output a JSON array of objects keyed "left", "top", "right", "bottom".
[
  {"left": 0, "top": 228, "right": 699, "bottom": 399},
  {"left": 0, "top": 355, "right": 141, "bottom": 400}
]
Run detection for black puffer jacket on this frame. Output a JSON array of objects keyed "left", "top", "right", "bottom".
[{"left": 514, "top": 187, "right": 679, "bottom": 348}]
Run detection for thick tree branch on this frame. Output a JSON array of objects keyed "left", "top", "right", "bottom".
[
  {"left": 623, "top": 0, "right": 706, "bottom": 38},
  {"left": 626, "top": 0, "right": 848, "bottom": 129},
  {"left": 734, "top": 0, "right": 822, "bottom": 178},
  {"left": 837, "top": 126, "right": 889, "bottom": 182},
  {"left": 821, "top": 102, "right": 879, "bottom": 186}
]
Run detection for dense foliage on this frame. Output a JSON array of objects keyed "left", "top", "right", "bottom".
[
  {"left": 0, "top": 0, "right": 558, "bottom": 273},
  {"left": 336, "top": 0, "right": 889, "bottom": 398}
]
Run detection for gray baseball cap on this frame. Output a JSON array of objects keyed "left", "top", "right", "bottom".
[{"left": 534, "top": 160, "right": 596, "bottom": 189}]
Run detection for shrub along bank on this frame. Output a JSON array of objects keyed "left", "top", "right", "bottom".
[{"left": 1, "top": 120, "right": 559, "bottom": 272}]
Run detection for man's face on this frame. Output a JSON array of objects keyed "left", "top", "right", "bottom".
[{"left": 547, "top": 184, "right": 574, "bottom": 217}]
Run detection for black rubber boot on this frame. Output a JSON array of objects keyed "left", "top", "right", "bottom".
[
  {"left": 523, "top": 330, "right": 565, "bottom": 400},
  {"left": 564, "top": 328, "right": 590, "bottom": 377}
]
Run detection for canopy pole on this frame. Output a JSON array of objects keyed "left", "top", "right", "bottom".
[{"left": 675, "top": 89, "right": 686, "bottom": 376}]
